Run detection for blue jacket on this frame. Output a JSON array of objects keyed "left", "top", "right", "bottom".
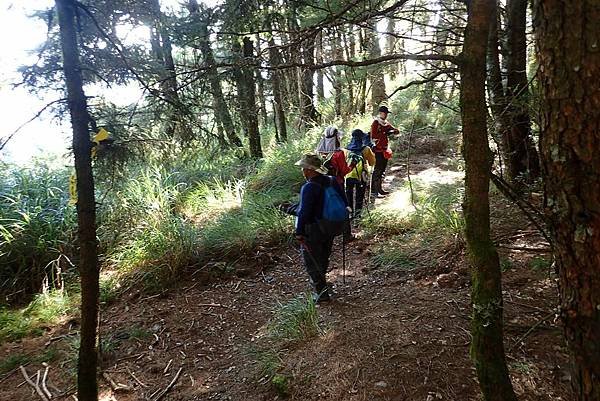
[{"left": 287, "top": 174, "right": 347, "bottom": 236}]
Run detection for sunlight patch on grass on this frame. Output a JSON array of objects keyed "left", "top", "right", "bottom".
[{"left": 0, "top": 290, "right": 76, "bottom": 343}]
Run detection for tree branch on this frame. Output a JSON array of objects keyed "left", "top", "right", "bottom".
[{"left": 0, "top": 98, "right": 67, "bottom": 153}]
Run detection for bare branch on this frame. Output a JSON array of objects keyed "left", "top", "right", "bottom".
[{"left": 0, "top": 98, "right": 66, "bottom": 153}]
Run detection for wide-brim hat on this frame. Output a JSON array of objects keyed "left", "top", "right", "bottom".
[
  {"left": 378, "top": 105, "right": 390, "bottom": 114},
  {"left": 295, "top": 154, "right": 328, "bottom": 174}
]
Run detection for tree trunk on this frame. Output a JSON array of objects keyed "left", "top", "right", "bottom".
[
  {"left": 149, "top": 0, "right": 187, "bottom": 140},
  {"left": 299, "top": 33, "right": 318, "bottom": 127},
  {"left": 535, "top": 2, "right": 600, "bottom": 399},
  {"left": 235, "top": 37, "right": 262, "bottom": 158},
  {"left": 333, "top": 31, "right": 343, "bottom": 117},
  {"left": 287, "top": 6, "right": 302, "bottom": 112},
  {"left": 385, "top": 18, "right": 398, "bottom": 80},
  {"left": 315, "top": 31, "right": 325, "bottom": 103},
  {"left": 487, "top": 4, "right": 510, "bottom": 173},
  {"left": 55, "top": 1, "right": 99, "bottom": 400},
  {"left": 255, "top": 34, "right": 269, "bottom": 128},
  {"left": 189, "top": 1, "right": 243, "bottom": 148},
  {"left": 357, "top": 28, "right": 367, "bottom": 114},
  {"left": 460, "top": 1, "right": 518, "bottom": 400},
  {"left": 267, "top": 33, "right": 288, "bottom": 142},
  {"left": 505, "top": 0, "right": 540, "bottom": 183},
  {"left": 368, "top": 22, "right": 386, "bottom": 115}
]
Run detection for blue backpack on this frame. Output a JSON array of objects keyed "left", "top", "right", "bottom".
[{"left": 317, "top": 178, "right": 349, "bottom": 237}]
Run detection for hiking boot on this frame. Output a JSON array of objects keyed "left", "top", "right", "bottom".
[
  {"left": 345, "top": 233, "right": 357, "bottom": 242},
  {"left": 312, "top": 290, "right": 331, "bottom": 303}
]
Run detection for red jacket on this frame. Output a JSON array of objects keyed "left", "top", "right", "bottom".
[{"left": 371, "top": 119, "right": 397, "bottom": 153}]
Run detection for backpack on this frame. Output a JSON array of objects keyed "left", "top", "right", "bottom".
[
  {"left": 321, "top": 152, "right": 337, "bottom": 176},
  {"left": 316, "top": 178, "right": 348, "bottom": 237},
  {"left": 347, "top": 151, "right": 369, "bottom": 183}
]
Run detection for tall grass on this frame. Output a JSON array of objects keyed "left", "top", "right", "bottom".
[{"left": 0, "top": 160, "right": 76, "bottom": 303}]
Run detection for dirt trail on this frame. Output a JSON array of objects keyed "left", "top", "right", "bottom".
[{"left": 0, "top": 142, "right": 572, "bottom": 401}]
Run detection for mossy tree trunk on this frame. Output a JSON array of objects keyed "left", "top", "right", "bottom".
[
  {"left": 534, "top": 1, "right": 600, "bottom": 399},
  {"left": 460, "top": 1, "right": 518, "bottom": 400},
  {"left": 55, "top": 0, "right": 99, "bottom": 400}
]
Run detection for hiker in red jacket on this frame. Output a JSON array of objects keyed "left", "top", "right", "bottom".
[
  {"left": 315, "top": 126, "right": 353, "bottom": 189},
  {"left": 370, "top": 105, "right": 399, "bottom": 197}
]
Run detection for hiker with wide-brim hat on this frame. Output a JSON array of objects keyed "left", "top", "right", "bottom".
[
  {"left": 281, "top": 154, "right": 348, "bottom": 303},
  {"left": 315, "top": 126, "right": 353, "bottom": 188},
  {"left": 370, "top": 105, "right": 399, "bottom": 197},
  {"left": 345, "top": 129, "right": 376, "bottom": 220}
]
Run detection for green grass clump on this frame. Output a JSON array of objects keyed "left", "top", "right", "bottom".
[
  {"left": 372, "top": 243, "right": 419, "bottom": 271},
  {"left": 126, "top": 325, "right": 151, "bottom": 341},
  {"left": 271, "top": 373, "right": 290, "bottom": 397},
  {"left": 110, "top": 216, "right": 201, "bottom": 292},
  {"left": 99, "top": 274, "right": 120, "bottom": 304},
  {"left": 246, "top": 346, "right": 283, "bottom": 379},
  {"left": 247, "top": 293, "right": 321, "bottom": 396},
  {"left": 0, "top": 348, "right": 59, "bottom": 374},
  {"left": 419, "top": 183, "right": 464, "bottom": 234},
  {"left": 268, "top": 294, "right": 320, "bottom": 342},
  {"left": 0, "top": 290, "right": 76, "bottom": 343},
  {"left": 0, "top": 353, "right": 30, "bottom": 374},
  {"left": 530, "top": 256, "right": 552, "bottom": 272}
]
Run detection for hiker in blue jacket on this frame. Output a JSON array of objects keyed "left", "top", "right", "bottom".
[{"left": 283, "top": 154, "right": 348, "bottom": 303}]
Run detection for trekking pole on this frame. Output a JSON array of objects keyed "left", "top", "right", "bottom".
[
  {"left": 352, "top": 185, "right": 357, "bottom": 223},
  {"left": 342, "top": 232, "right": 346, "bottom": 284},
  {"left": 297, "top": 238, "right": 320, "bottom": 269}
]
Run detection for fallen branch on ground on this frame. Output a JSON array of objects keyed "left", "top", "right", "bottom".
[
  {"left": 508, "top": 311, "right": 556, "bottom": 352},
  {"left": 102, "top": 372, "right": 132, "bottom": 392},
  {"left": 151, "top": 367, "right": 183, "bottom": 401},
  {"left": 41, "top": 365, "right": 52, "bottom": 400},
  {"left": 19, "top": 366, "right": 49, "bottom": 401}
]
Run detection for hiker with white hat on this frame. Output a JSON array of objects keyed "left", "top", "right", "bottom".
[{"left": 315, "top": 126, "right": 354, "bottom": 189}]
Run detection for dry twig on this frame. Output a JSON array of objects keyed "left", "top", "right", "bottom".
[
  {"left": 152, "top": 367, "right": 183, "bottom": 401},
  {"left": 19, "top": 366, "right": 49, "bottom": 401},
  {"left": 41, "top": 365, "right": 52, "bottom": 399},
  {"left": 102, "top": 372, "right": 132, "bottom": 392}
]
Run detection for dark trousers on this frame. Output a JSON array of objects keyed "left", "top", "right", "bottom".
[
  {"left": 346, "top": 178, "right": 366, "bottom": 219},
  {"left": 301, "top": 224, "right": 334, "bottom": 294},
  {"left": 372, "top": 151, "right": 388, "bottom": 193}
]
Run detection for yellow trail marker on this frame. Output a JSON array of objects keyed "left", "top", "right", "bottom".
[{"left": 69, "top": 173, "right": 77, "bottom": 205}]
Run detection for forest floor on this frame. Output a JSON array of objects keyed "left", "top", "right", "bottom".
[{"left": 0, "top": 137, "right": 573, "bottom": 401}]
